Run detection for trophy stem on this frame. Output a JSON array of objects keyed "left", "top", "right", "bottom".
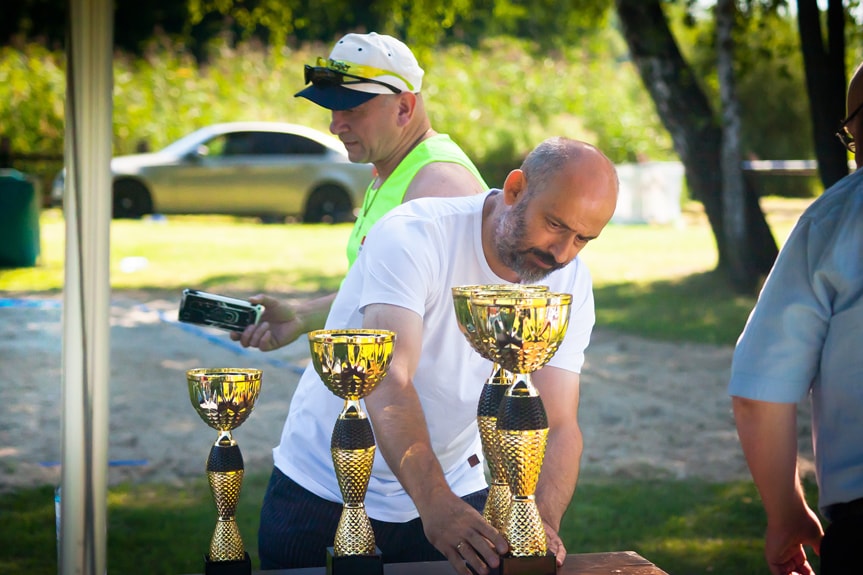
[
  {"left": 206, "top": 436, "right": 246, "bottom": 562},
  {"left": 334, "top": 504, "right": 376, "bottom": 555},
  {"left": 497, "top": 375, "right": 549, "bottom": 557},
  {"left": 477, "top": 364, "right": 513, "bottom": 531},
  {"left": 504, "top": 497, "right": 547, "bottom": 557},
  {"left": 331, "top": 400, "right": 377, "bottom": 556}
]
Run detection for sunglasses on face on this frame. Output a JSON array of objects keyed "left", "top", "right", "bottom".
[
  {"left": 835, "top": 100, "right": 863, "bottom": 153},
  {"left": 303, "top": 57, "right": 412, "bottom": 94}
]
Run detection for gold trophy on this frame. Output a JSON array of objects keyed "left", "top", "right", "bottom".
[
  {"left": 187, "top": 367, "right": 262, "bottom": 575},
  {"left": 469, "top": 292, "right": 572, "bottom": 575},
  {"left": 451, "top": 284, "right": 548, "bottom": 534},
  {"left": 308, "top": 329, "right": 396, "bottom": 575}
]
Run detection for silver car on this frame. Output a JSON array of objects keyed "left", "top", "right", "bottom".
[{"left": 51, "top": 122, "right": 374, "bottom": 223}]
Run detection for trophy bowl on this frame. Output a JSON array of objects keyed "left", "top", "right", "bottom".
[
  {"left": 187, "top": 368, "right": 262, "bottom": 431},
  {"left": 468, "top": 292, "right": 572, "bottom": 375},
  {"left": 309, "top": 329, "right": 395, "bottom": 401},
  {"left": 451, "top": 285, "right": 549, "bottom": 356}
]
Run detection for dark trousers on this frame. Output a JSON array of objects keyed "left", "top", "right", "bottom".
[
  {"left": 821, "top": 512, "right": 863, "bottom": 574},
  {"left": 258, "top": 466, "right": 488, "bottom": 570}
]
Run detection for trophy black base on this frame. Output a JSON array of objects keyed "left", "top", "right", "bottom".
[
  {"left": 326, "top": 546, "right": 383, "bottom": 575},
  {"left": 471, "top": 553, "right": 556, "bottom": 575},
  {"left": 203, "top": 552, "right": 252, "bottom": 575}
]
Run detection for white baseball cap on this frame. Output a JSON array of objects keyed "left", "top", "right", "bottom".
[{"left": 296, "top": 32, "right": 425, "bottom": 111}]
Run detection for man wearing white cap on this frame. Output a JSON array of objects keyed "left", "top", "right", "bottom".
[
  {"left": 295, "top": 31, "right": 485, "bottom": 266},
  {"left": 233, "top": 33, "right": 486, "bottom": 350}
]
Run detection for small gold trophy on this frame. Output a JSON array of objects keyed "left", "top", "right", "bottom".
[
  {"left": 308, "top": 329, "right": 396, "bottom": 575},
  {"left": 187, "top": 367, "right": 262, "bottom": 575},
  {"left": 469, "top": 292, "right": 571, "bottom": 575},
  {"left": 451, "top": 285, "right": 548, "bottom": 534}
]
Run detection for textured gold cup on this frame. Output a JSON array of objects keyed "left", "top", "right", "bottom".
[
  {"left": 187, "top": 367, "right": 262, "bottom": 567},
  {"left": 309, "top": 329, "right": 395, "bottom": 561},
  {"left": 469, "top": 293, "right": 571, "bottom": 558},
  {"left": 452, "top": 284, "right": 549, "bottom": 533}
]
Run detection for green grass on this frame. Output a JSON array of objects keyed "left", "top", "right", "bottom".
[
  {"left": 563, "top": 479, "right": 820, "bottom": 574},
  {"left": 0, "top": 473, "right": 821, "bottom": 575},
  {"left": 0, "top": 209, "right": 354, "bottom": 296}
]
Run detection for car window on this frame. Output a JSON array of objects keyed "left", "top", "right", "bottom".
[
  {"left": 252, "top": 132, "right": 327, "bottom": 156},
  {"left": 221, "top": 132, "right": 257, "bottom": 156}
]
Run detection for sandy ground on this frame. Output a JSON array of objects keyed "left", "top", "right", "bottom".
[{"left": 0, "top": 291, "right": 814, "bottom": 494}]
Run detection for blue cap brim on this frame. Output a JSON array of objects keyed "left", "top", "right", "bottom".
[{"left": 294, "top": 84, "right": 379, "bottom": 111}]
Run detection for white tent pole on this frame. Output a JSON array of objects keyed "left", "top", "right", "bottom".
[{"left": 61, "top": 0, "right": 113, "bottom": 573}]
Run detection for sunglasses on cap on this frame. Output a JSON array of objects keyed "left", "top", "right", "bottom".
[{"left": 303, "top": 57, "right": 414, "bottom": 94}]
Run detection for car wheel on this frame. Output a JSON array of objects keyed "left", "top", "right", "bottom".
[
  {"left": 113, "top": 179, "right": 153, "bottom": 219},
  {"left": 303, "top": 185, "right": 353, "bottom": 224}
]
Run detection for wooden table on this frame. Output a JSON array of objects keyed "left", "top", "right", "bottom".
[{"left": 247, "top": 551, "right": 669, "bottom": 575}]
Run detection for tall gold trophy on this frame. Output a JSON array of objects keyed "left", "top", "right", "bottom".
[
  {"left": 187, "top": 367, "right": 262, "bottom": 575},
  {"left": 451, "top": 285, "right": 548, "bottom": 534},
  {"left": 308, "top": 329, "right": 396, "bottom": 575},
  {"left": 469, "top": 292, "right": 571, "bottom": 575}
]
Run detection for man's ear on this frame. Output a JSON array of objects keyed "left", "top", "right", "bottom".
[
  {"left": 396, "top": 92, "right": 417, "bottom": 127},
  {"left": 502, "top": 169, "right": 526, "bottom": 206}
]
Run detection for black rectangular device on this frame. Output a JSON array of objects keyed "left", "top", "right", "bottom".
[{"left": 178, "top": 289, "right": 264, "bottom": 332}]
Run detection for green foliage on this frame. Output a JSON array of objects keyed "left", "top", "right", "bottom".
[{"left": 0, "top": 44, "right": 65, "bottom": 153}]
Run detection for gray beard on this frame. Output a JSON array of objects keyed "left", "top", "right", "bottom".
[{"left": 494, "top": 201, "right": 561, "bottom": 283}]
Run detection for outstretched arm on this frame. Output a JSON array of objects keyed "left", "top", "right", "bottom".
[
  {"left": 231, "top": 292, "right": 334, "bottom": 351},
  {"left": 732, "top": 396, "right": 822, "bottom": 575},
  {"left": 361, "top": 303, "right": 508, "bottom": 575}
]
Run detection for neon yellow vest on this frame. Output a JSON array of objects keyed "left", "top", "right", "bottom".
[{"left": 346, "top": 134, "right": 486, "bottom": 266}]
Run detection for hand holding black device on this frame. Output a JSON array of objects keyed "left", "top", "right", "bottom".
[{"left": 178, "top": 289, "right": 264, "bottom": 332}]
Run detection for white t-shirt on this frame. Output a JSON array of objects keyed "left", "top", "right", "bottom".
[{"left": 273, "top": 190, "right": 596, "bottom": 522}]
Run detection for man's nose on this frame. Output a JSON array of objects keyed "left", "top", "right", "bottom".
[
  {"left": 549, "top": 237, "right": 580, "bottom": 265},
  {"left": 330, "top": 112, "right": 347, "bottom": 134}
]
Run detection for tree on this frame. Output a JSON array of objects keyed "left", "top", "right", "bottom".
[
  {"left": 615, "top": 0, "right": 778, "bottom": 292},
  {"left": 797, "top": 0, "right": 848, "bottom": 189},
  {"left": 717, "top": 0, "right": 757, "bottom": 290}
]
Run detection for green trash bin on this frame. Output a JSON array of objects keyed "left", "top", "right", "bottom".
[{"left": 0, "top": 169, "right": 41, "bottom": 268}]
